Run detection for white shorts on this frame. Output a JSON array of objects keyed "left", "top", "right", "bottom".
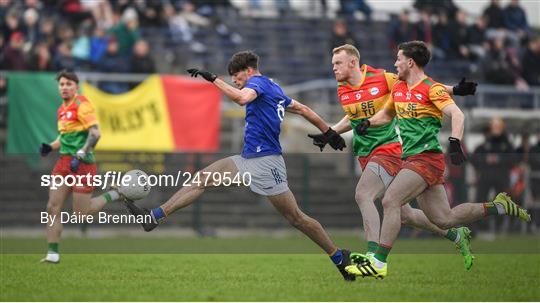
[
  {"left": 365, "top": 161, "right": 395, "bottom": 189},
  {"left": 232, "top": 154, "right": 289, "bottom": 196}
]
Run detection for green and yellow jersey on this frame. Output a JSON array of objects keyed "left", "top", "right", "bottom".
[
  {"left": 337, "top": 64, "right": 400, "bottom": 157},
  {"left": 57, "top": 95, "right": 98, "bottom": 163},
  {"left": 385, "top": 77, "right": 454, "bottom": 158}
]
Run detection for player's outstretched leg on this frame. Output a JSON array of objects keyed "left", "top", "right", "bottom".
[
  {"left": 400, "top": 205, "right": 475, "bottom": 270},
  {"left": 266, "top": 190, "right": 356, "bottom": 281},
  {"left": 124, "top": 157, "right": 239, "bottom": 232}
]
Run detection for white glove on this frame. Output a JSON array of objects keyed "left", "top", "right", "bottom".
[{"left": 76, "top": 149, "right": 86, "bottom": 160}]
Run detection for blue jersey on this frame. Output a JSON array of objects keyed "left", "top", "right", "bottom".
[{"left": 242, "top": 76, "right": 292, "bottom": 158}]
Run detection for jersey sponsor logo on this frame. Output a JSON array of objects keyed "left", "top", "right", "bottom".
[
  {"left": 256, "top": 146, "right": 262, "bottom": 153},
  {"left": 341, "top": 95, "right": 350, "bottom": 101},
  {"left": 406, "top": 92, "right": 412, "bottom": 100},
  {"left": 394, "top": 92, "right": 403, "bottom": 97},
  {"left": 415, "top": 94, "right": 422, "bottom": 100},
  {"left": 370, "top": 87, "right": 379, "bottom": 96}
]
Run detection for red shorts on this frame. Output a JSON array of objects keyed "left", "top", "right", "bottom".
[
  {"left": 402, "top": 151, "right": 446, "bottom": 187},
  {"left": 358, "top": 142, "right": 402, "bottom": 177},
  {"left": 51, "top": 155, "right": 97, "bottom": 194}
]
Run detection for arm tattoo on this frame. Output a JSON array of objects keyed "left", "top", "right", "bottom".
[{"left": 82, "top": 125, "right": 100, "bottom": 152}]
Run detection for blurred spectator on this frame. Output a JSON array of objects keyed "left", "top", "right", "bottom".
[
  {"left": 38, "top": 17, "right": 56, "bottom": 50},
  {"left": 466, "top": 15, "right": 488, "bottom": 61},
  {"left": 22, "top": 8, "right": 40, "bottom": 49},
  {"left": 481, "top": 36, "right": 528, "bottom": 90},
  {"left": 71, "top": 20, "right": 92, "bottom": 63},
  {"left": 108, "top": 7, "right": 140, "bottom": 56},
  {"left": 330, "top": 19, "right": 357, "bottom": 49},
  {"left": 28, "top": 41, "right": 53, "bottom": 71},
  {"left": 56, "top": 22, "right": 75, "bottom": 44},
  {"left": 2, "top": 10, "right": 23, "bottom": 44},
  {"left": 130, "top": 39, "right": 155, "bottom": 74},
  {"left": 389, "top": 9, "right": 413, "bottom": 52},
  {"left": 4, "top": 32, "right": 27, "bottom": 70},
  {"left": 414, "top": 0, "right": 457, "bottom": 20},
  {"left": 339, "top": 0, "right": 372, "bottom": 23},
  {"left": 82, "top": 0, "right": 113, "bottom": 28},
  {"left": 521, "top": 37, "right": 540, "bottom": 86},
  {"left": 0, "top": 0, "right": 13, "bottom": 22},
  {"left": 413, "top": 9, "right": 433, "bottom": 46},
  {"left": 433, "top": 13, "right": 452, "bottom": 59},
  {"left": 483, "top": 0, "right": 505, "bottom": 29},
  {"left": 53, "top": 41, "right": 76, "bottom": 70},
  {"left": 471, "top": 118, "right": 517, "bottom": 204},
  {"left": 96, "top": 37, "right": 129, "bottom": 93},
  {"left": 503, "top": 0, "right": 528, "bottom": 39},
  {"left": 448, "top": 9, "right": 470, "bottom": 59},
  {"left": 133, "top": 0, "right": 163, "bottom": 27},
  {"left": 164, "top": 3, "right": 209, "bottom": 52},
  {"left": 59, "top": 0, "right": 93, "bottom": 26},
  {"left": 89, "top": 25, "right": 108, "bottom": 64}
]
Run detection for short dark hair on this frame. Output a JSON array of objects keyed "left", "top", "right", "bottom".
[
  {"left": 55, "top": 69, "right": 79, "bottom": 84},
  {"left": 398, "top": 41, "right": 431, "bottom": 68},
  {"left": 227, "top": 51, "right": 259, "bottom": 75}
]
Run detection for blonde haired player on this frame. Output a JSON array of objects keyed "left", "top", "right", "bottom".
[{"left": 346, "top": 41, "right": 530, "bottom": 279}]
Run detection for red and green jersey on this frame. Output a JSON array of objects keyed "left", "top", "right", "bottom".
[
  {"left": 337, "top": 64, "right": 400, "bottom": 157},
  {"left": 57, "top": 95, "right": 98, "bottom": 163},
  {"left": 386, "top": 76, "right": 454, "bottom": 158}
]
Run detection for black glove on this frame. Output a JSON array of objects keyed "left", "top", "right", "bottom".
[
  {"left": 187, "top": 68, "right": 217, "bottom": 82},
  {"left": 70, "top": 156, "right": 80, "bottom": 173},
  {"left": 39, "top": 143, "right": 52, "bottom": 157},
  {"left": 354, "top": 119, "right": 370, "bottom": 136},
  {"left": 325, "top": 128, "right": 346, "bottom": 151},
  {"left": 452, "top": 78, "right": 477, "bottom": 96},
  {"left": 448, "top": 137, "right": 467, "bottom": 165},
  {"left": 307, "top": 133, "right": 327, "bottom": 152}
]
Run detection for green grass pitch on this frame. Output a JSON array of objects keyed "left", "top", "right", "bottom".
[{"left": 1, "top": 234, "right": 539, "bottom": 301}]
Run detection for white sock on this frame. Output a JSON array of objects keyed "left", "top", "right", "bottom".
[
  {"left": 372, "top": 257, "right": 386, "bottom": 269},
  {"left": 495, "top": 203, "right": 506, "bottom": 215},
  {"left": 454, "top": 232, "right": 461, "bottom": 244},
  {"left": 366, "top": 252, "right": 375, "bottom": 258}
]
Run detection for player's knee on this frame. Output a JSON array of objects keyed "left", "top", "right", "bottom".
[
  {"left": 46, "top": 201, "right": 62, "bottom": 215},
  {"left": 381, "top": 195, "right": 399, "bottom": 210},
  {"left": 355, "top": 190, "right": 374, "bottom": 206}
]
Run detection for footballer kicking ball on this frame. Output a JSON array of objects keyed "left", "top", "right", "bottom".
[{"left": 118, "top": 169, "right": 151, "bottom": 201}]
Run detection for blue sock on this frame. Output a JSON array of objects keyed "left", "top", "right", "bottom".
[
  {"left": 330, "top": 249, "right": 343, "bottom": 265},
  {"left": 151, "top": 207, "right": 165, "bottom": 222}
]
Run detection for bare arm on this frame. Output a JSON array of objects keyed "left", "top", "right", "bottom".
[
  {"left": 286, "top": 99, "right": 330, "bottom": 133},
  {"left": 213, "top": 78, "right": 257, "bottom": 106},
  {"left": 332, "top": 115, "right": 352, "bottom": 134},
  {"left": 441, "top": 104, "right": 465, "bottom": 140},
  {"left": 444, "top": 85, "right": 454, "bottom": 96},
  {"left": 50, "top": 136, "right": 61, "bottom": 150},
  {"left": 81, "top": 125, "right": 101, "bottom": 153},
  {"left": 368, "top": 108, "right": 395, "bottom": 127}
]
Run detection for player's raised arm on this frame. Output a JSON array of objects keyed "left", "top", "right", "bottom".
[
  {"left": 187, "top": 68, "right": 257, "bottom": 106},
  {"left": 287, "top": 99, "right": 346, "bottom": 151}
]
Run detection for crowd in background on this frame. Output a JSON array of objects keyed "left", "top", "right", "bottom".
[
  {"left": 389, "top": 0, "right": 540, "bottom": 89},
  {"left": 1, "top": 0, "right": 539, "bottom": 90}
]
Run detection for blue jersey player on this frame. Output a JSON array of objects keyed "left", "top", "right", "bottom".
[{"left": 125, "top": 51, "right": 357, "bottom": 281}]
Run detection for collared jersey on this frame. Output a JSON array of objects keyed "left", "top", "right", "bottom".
[
  {"left": 242, "top": 76, "right": 292, "bottom": 158},
  {"left": 57, "top": 95, "right": 98, "bottom": 163},
  {"left": 337, "top": 64, "right": 400, "bottom": 156},
  {"left": 385, "top": 76, "right": 454, "bottom": 158}
]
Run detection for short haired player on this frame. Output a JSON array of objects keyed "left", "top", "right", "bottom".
[
  {"left": 345, "top": 41, "right": 531, "bottom": 279},
  {"left": 39, "top": 70, "right": 123, "bottom": 263},
  {"left": 124, "top": 51, "right": 359, "bottom": 281},
  {"left": 308, "top": 44, "right": 479, "bottom": 270}
]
